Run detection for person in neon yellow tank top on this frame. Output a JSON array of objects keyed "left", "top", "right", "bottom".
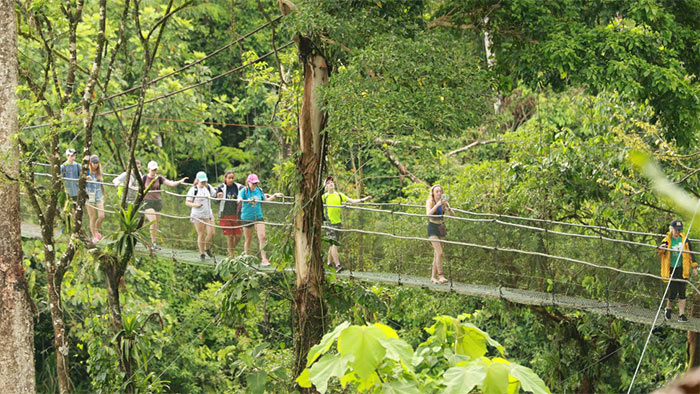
[{"left": 322, "top": 176, "right": 372, "bottom": 272}]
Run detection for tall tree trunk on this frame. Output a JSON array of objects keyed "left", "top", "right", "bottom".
[
  {"left": 290, "top": 35, "right": 329, "bottom": 389},
  {"left": 102, "top": 255, "right": 133, "bottom": 392},
  {"left": 0, "top": 0, "right": 36, "bottom": 390},
  {"left": 47, "top": 267, "right": 71, "bottom": 393}
]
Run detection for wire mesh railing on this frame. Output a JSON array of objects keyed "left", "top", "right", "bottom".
[{"left": 20, "top": 170, "right": 695, "bottom": 325}]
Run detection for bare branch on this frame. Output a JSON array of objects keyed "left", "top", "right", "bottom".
[
  {"left": 376, "top": 143, "right": 429, "bottom": 186},
  {"left": 256, "top": 0, "right": 286, "bottom": 85},
  {"left": 445, "top": 139, "right": 499, "bottom": 157}
]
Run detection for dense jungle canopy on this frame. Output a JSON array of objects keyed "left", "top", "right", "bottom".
[{"left": 2, "top": 0, "right": 700, "bottom": 393}]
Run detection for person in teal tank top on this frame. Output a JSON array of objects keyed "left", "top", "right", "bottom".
[
  {"left": 238, "top": 174, "right": 283, "bottom": 266},
  {"left": 658, "top": 219, "right": 698, "bottom": 322}
]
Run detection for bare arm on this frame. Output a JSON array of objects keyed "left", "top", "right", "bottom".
[
  {"left": 444, "top": 201, "right": 455, "bottom": 216},
  {"left": 426, "top": 199, "right": 443, "bottom": 216},
  {"left": 264, "top": 192, "right": 284, "bottom": 201},
  {"left": 163, "top": 176, "right": 188, "bottom": 187},
  {"left": 347, "top": 195, "right": 372, "bottom": 204}
]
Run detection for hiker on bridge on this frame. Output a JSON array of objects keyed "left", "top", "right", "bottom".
[
  {"left": 215, "top": 170, "right": 243, "bottom": 258},
  {"left": 322, "top": 176, "right": 372, "bottom": 273},
  {"left": 86, "top": 155, "right": 106, "bottom": 244},
  {"left": 113, "top": 159, "right": 142, "bottom": 204},
  {"left": 60, "top": 148, "right": 80, "bottom": 204},
  {"left": 659, "top": 219, "right": 698, "bottom": 323},
  {"left": 143, "top": 160, "right": 188, "bottom": 251},
  {"left": 426, "top": 184, "right": 454, "bottom": 284},
  {"left": 186, "top": 172, "right": 216, "bottom": 261},
  {"left": 238, "top": 173, "right": 283, "bottom": 266}
]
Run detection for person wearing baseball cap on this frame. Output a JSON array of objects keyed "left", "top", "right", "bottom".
[
  {"left": 322, "top": 175, "right": 372, "bottom": 273},
  {"left": 238, "top": 173, "right": 283, "bottom": 266},
  {"left": 60, "top": 148, "right": 81, "bottom": 202},
  {"left": 142, "top": 160, "right": 188, "bottom": 250},
  {"left": 658, "top": 218, "right": 698, "bottom": 322},
  {"left": 186, "top": 171, "right": 216, "bottom": 260}
]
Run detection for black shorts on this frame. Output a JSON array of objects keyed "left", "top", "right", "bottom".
[
  {"left": 667, "top": 268, "right": 687, "bottom": 301},
  {"left": 144, "top": 199, "right": 163, "bottom": 212},
  {"left": 427, "top": 221, "right": 446, "bottom": 238},
  {"left": 325, "top": 222, "right": 341, "bottom": 242}
]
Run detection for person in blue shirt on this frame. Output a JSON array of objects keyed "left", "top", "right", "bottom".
[
  {"left": 238, "top": 173, "right": 283, "bottom": 266},
  {"left": 86, "top": 155, "right": 105, "bottom": 243},
  {"left": 60, "top": 148, "right": 81, "bottom": 202}
]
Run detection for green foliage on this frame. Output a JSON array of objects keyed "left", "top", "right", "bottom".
[
  {"left": 297, "top": 315, "right": 549, "bottom": 393},
  {"left": 451, "top": 0, "right": 700, "bottom": 144}
]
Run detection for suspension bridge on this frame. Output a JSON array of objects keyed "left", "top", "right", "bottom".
[{"left": 20, "top": 169, "right": 700, "bottom": 333}]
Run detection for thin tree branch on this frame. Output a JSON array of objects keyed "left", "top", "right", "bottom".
[
  {"left": 376, "top": 143, "right": 429, "bottom": 186},
  {"left": 445, "top": 139, "right": 499, "bottom": 157}
]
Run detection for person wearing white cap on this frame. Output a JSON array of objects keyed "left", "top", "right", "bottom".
[
  {"left": 142, "top": 160, "right": 188, "bottom": 250},
  {"left": 186, "top": 171, "right": 216, "bottom": 260},
  {"left": 86, "top": 155, "right": 105, "bottom": 243},
  {"left": 238, "top": 173, "right": 283, "bottom": 266},
  {"left": 60, "top": 148, "right": 81, "bottom": 202}
]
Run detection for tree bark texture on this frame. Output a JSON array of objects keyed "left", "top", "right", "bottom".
[
  {"left": 291, "top": 36, "right": 329, "bottom": 388},
  {"left": 101, "top": 255, "right": 133, "bottom": 392},
  {"left": 0, "top": 0, "right": 37, "bottom": 391}
]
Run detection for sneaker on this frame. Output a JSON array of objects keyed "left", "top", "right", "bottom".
[
  {"left": 92, "top": 236, "right": 99, "bottom": 244},
  {"left": 200, "top": 254, "right": 206, "bottom": 261},
  {"left": 152, "top": 243, "right": 161, "bottom": 251},
  {"left": 260, "top": 259, "right": 270, "bottom": 267},
  {"left": 206, "top": 249, "right": 215, "bottom": 258},
  {"left": 335, "top": 265, "right": 344, "bottom": 273},
  {"left": 664, "top": 308, "right": 672, "bottom": 321},
  {"left": 95, "top": 233, "right": 103, "bottom": 241},
  {"left": 679, "top": 314, "right": 689, "bottom": 323}
]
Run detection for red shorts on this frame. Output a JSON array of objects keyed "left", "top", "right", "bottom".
[{"left": 220, "top": 215, "right": 242, "bottom": 236}]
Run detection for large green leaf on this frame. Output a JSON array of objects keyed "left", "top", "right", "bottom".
[
  {"left": 379, "top": 379, "right": 422, "bottom": 394},
  {"left": 458, "top": 322, "right": 505, "bottom": 357},
  {"left": 307, "top": 321, "right": 351, "bottom": 365},
  {"left": 482, "top": 361, "right": 510, "bottom": 394},
  {"left": 377, "top": 337, "right": 414, "bottom": 372},
  {"left": 296, "top": 368, "right": 312, "bottom": 388},
  {"left": 442, "top": 360, "right": 487, "bottom": 394},
  {"left": 308, "top": 353, "right": 353, "bottom": 394},
  {"left": 337, "top": 325, "right": 386, "bottom": 382},
  {"left": 245, "top": 370, "right": 267, "bottom": 394},
  {"left": 509, "top": 363, "right": 551, "bottom": 394},
  {"left": 455, "top": 325, "right": 488, "bottom": 360}
]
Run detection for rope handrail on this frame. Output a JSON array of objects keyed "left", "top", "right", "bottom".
[
  {"left": 27, "top": 172, "right": 700, "bottom": 255},
  {"left": 28, "top": 169, "right": 696, "bottom": 241}
]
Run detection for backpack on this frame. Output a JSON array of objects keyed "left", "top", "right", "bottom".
[
  {"left": 237, "top": 186, "right": 263, "bottom": 216},
  {"left": 189, "top": 184, "right": 215, "bottom": 205},
  {"left": 218, "top": 183, "right": 242, "bottom": 216}
]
